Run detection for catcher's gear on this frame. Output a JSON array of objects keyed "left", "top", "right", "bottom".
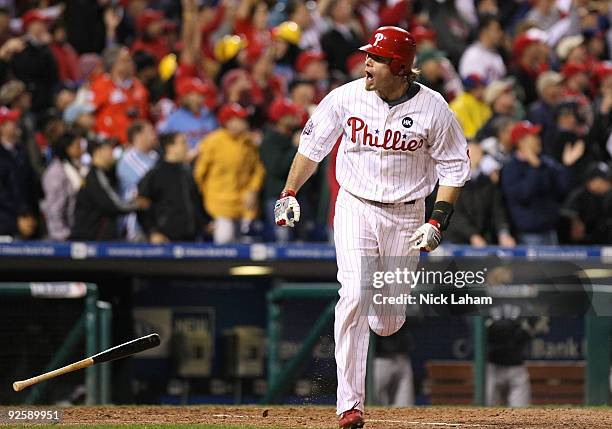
[
  {"left": 274, "top": 190, "right": 301, "bottom": 227},
  {"left": 359, "top": 26, "right": 416, "bottom": 76},
  {"left": 410, "top": 220, "right": 442, "bottom": 252}
]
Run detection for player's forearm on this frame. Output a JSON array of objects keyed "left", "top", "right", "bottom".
[
  {"left": 428, "top": 185, "right": 462, "bottom": 231},
  {"left": 436, "top": 185, "right": 461, "bottom": 205},
  {"left": 283, "top": 153, "right": 319, "bottom": 193}
]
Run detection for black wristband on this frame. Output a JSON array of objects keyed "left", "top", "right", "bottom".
[{"left": 430, "top": 201, "right": 454, "bottom": 231}]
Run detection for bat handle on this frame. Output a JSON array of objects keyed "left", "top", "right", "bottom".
[
  {"left": 12, "top": 380, "right": 28, "bottom": 392},
  {"left": 13, "top": 358, "right": 93, "bottom": 392}
]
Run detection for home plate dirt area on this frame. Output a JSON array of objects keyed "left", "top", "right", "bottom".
[{"left": 58, "top": 405, "right": 612, "bottom": 428}]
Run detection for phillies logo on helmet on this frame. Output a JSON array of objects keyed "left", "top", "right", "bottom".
[
  {"left": 373, "top": 33, "right": 385, "bottom": 46},
  {"left": 347, "top": 117, "right": 424, "bottom": 152}
]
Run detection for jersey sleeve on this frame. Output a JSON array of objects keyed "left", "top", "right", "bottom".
[
  {"left": 428, "top": 105, "right": 470, "bottom": 188},
  {"left": 297, "top": 89, "right": 344, "bottom": 163}
]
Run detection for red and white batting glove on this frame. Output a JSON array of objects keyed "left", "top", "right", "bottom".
[
  {"left": 410, "top": 220, "right": 442, "bottom": 252},
  {"left": 274, "top": 189, "right": 301, "bottom": 227}
]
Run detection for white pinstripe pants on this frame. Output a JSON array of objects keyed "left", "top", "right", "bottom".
[{"left": 334, "top": 188, "right": 423, "bottom": 414}]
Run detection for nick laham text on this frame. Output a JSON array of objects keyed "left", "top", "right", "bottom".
[{"left": 373, "top": 293, "right": 492, "bottom": 305}]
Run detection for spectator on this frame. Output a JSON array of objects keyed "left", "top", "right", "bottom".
[
  {"left": 285, "top": 0, "right": 327, "bottom": 53},
  {"left": 527, "top": 71, "right": 564, "bottom": 153},
  {"left": 193, "top": 103, "right": 264, "bottom": 244},
  {"left": 221, "top": 68, "right": 260, "bottom": 108},
  {"left": 560, "top": 62, "right": 593, "bottom": 128},
  {"left": 116, "top": 120, "right": 158, "bottom": 241},
  {"left": 479, "top": 116, "right": 516, "bottom": 180},
  {"left": 0, "top": 79, "right": 42, "bottom": 174},
  {"left": 271, "top": 20, "right": 303, "bottom": 82},
  {"left": 288, "top": 79, "right": 316, "bottom": 126},
  {"left": 71, "top": 138, "right": 148, "bottom": 241},
  {"left": 449, "top": 74, "right": 491, "bottom": 141},
  {"left": 49, "top": 20, "right": 79, "bottom": 84},
  {"left": 510, "top": 30, "right": 549, "bottom": 106},
  {"left": 556, "top": 35, "right": 589, "bottom": 66},
  {"left": 63, "top": 101, "right": 96, "bottom": 138},
  {"left": 562, "top": 161, "right": 612, "bottom": 244},
  {"left": 295, "top": 50, "right": 329, "bottom": 101},
  {"left": 131, "top": 9, "right": 171, "bottom": 63},
  {"left": 133, "top": 50, "right": 166, "bottom": 105},
  {"left": 138, "top": 132, "right": 206, "bottom": 243},
  {"left": 91, "top": 45, "right": 149, "bottom": 144},
  {"left": 320, "top": 0, "right": 364, "bottom": 76},
  {"left": 0, "top": 107, "right": 40, "bottom": 240},
  {"left": 249, "top": 48, "right": 286, "bottom": 127},
  {"left": 500, "top": 121, "right": 576, "bottom": 245},
  {"left": 590, "top": 63, "right": 612, "bottom": 162},
  {"left": 159, "top": 77, "right": 218, "bottom": 162},
  {"left": 55, "top": 87, "right": 76, "bottom": 114},
  {"left": 550, "top": 102, "right": 588, "bottom": 177},
  {"left": 64, "top": 0, "right": 108, "bottom": 54},
  {"left": 0, "top": 7, "right": 14, "bottom": 47},
  {"left": 416, "top": 49, "right": 449, "bottom": 99},
  {"left": 459, "top": 15, "right": 506, "bottom": 82},
  {"left": 525, "top": 0, "right": 562, "bottom": 31},
  {"left": 10, "top": 9, "right": 59, "bottom": 114},
  {"left": 259, "top": 98, "right": 302, "bottom": 242},
  {"left": 446, "top": 142, "right": 515, "bottom": 247},
  {"left": 418, "top": 0, "right": 469, "bottom": 66},
  {"left": 234, "top": 0, "right": 273, "bottom": 62},
  {"left": 476, "top": 78, "right": 517, "bottom": 140},
  {"left": 214, "top": 35, "right": 249, "bottom": 81},
  {"left": 41, "top": 132, "right": 85, "bottom": 240}
]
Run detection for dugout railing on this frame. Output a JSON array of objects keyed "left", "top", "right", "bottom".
[{"left": 0, "top": 282, "right": 112, "bottom": 405}]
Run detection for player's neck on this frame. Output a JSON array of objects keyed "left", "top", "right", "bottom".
[{"left": 376, "top": 80, "right": 411, "bottom": 103}]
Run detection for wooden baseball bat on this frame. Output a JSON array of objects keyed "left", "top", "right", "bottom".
[{"left": 13, "top": 333, "right": 160, "bottom": 392}]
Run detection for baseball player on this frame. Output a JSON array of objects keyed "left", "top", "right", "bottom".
[{"left": 275, "top": 26, "right": 469, "bottom": 428}]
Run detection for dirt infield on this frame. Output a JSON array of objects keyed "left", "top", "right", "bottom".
[{"left": 57, "top": 405, "right": 612, "bottom": 428}]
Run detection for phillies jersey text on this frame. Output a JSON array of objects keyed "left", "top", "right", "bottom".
[{"left": 298, "top": 78, "right": 470, "bottom": 202}]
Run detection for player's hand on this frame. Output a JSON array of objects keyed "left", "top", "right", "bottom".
[
  {"left": 410, "top": 220, "right": 442, "bottom": 252},
  {"left": 274, "top": 190, "right": 300, "bottom": 227}
]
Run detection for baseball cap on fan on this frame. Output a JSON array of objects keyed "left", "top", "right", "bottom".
[
  {"left": 217, "top": 103, "right": 250, "bottom": 126},
  {"left": 295, "top": 51, "right": 326, "bottom": 74},
  {"left": 21, "top": 9, "right": 50, "bottom": 31},
  {"left": 462, "top": 74, "right": 486, "bottom": 90},
  {"left": 0, "top": 106, "right": 20, "bottom": 124},
  {"left": 484, "top": 78, "right": 513, "bottom": 106},
  {"left": 510, "top": 121, "right": 541, "bottom": 146},
  {"left": 136, "top": 9, "right": 166, "bottom": 34},
  {"left": 561, "top": 62, "right": 589, "bottom": 79},
  {"left": 175, "top": 77, "right": 217, "bottom": 109},
  {"left": 268, "top": 98, "right": 301, "bottom": 122}
]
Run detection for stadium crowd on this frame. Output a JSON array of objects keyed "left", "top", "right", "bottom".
[{"left": 0, "top": 0, "right": 610, "bottom": 245}]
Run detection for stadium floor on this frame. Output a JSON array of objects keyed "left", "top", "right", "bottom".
[{"left": 5, "top": 405, "right": 611, "bottom": 428}]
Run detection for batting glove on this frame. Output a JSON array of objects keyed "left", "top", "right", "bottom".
[
  {"left": 410, "top": 220, "right": 442, "bottom": 252},
  {"left": 274, "top": 190, "right": 301, "bottom": 227}
]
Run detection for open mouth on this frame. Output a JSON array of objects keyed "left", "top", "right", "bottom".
[{"left": 365, "top": 70, "right": 373, "bottom": 81}]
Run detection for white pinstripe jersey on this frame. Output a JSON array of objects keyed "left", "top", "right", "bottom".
[{"left": 298, "top": 78, "right": 470, "bottom": 203}]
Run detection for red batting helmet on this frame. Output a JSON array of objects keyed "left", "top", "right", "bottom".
[{"left": 359, "top": 26, "right": 416, "bottom": 76}]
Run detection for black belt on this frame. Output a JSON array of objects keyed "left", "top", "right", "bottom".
[
  {"left": 380, "top": 200, "right": 415, "bottom": 206},
  {"left": 367, "top": 199, "right": 415, "bottom": 206}
]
